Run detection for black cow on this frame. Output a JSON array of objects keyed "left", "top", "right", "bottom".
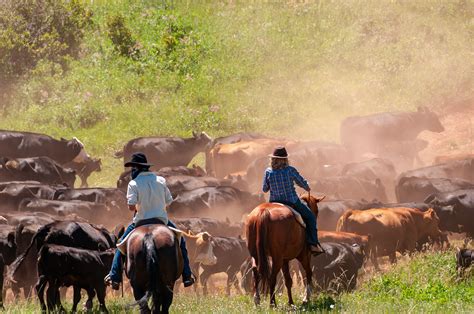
[
  {"left": 0, "top": 226, "right": 17, "bottom": 308},
  {"left": 63, "top": 158, "right": 102, "bottom": 188},
  {"left": 166, "top": 175, "right": 248, "bottom": 197},
  {"left": 116, "top": 165, "right": 206, "bottom": 190},
  {"left": 341, "top": 158, "right": 397, "bottom": 199},
  {"left": 456, "top": 248, "right": 473, "bottom": 276},
  {"left": 0, "top": 130, "right": 86, "bottom": 165},
  {"left": 377, "top": 139, "right": 429, "bottom": 172},
  {"left": 18, "top": 199, "right": 108, "bottom": 223},
  {"left": 119, "top": 132, "right": 212, "bottom": 170},
  {"left": 8, "top": 220, "right": 116, "bottom": 282},
  {"left": 198, "top": 236, "right": 248, "bottom": 296},
  {"left": 54, "top": 187, "right": 127, "bottom": 213},
  {"left": 396, "top": 177, "right": 474, "bottom": 203},
  {"left": 340, "top": 106, "right": 444, "bottom": 158},
  {"left": 173, "top": 217, "right": 242, "bottom": 238},
  {"left": 36, "top": 244, "right": 114, "bottom": 312},
  {"left": 424, "top": 189, "right": 474, "bottom": 236},
  {"left": 398, "top": 158, "right": 474, "bottom": 183},
  {"left": 0, "top": 183, "right": 63, "bottom": 212},
  {"left": 311, "top": 176, "right": 388, "bottom": 203},
  {"left": 0, "top": 157, "right": 76, "bottom": 187},
  {"left": 310, "top": 242, "right": 364, "bottom": 293},
  {"left": 168, "top": 186, "right": 264, "bottom": 221}
]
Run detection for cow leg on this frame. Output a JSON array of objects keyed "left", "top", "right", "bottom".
[
  {"left": 251, "top": 258, "right": 261, "bottom": 305},
  {"left": 199, "top": 268, "right": 211, "bottom": 296},
  {"left": 46, "top": 283, "right": 60, "bottom": 312},
  {"left": 269, "top": 258, "right": 283, "bottom": 307},
  {"left": 282, "top": 261, "right": 294, "bottom": 305},
  {"left": 371, "top": 247, "right": 380, "bottom": 271},
  {"left": 72, "top": 286, "right": 81, "bottom": 313},
  {"left": 192, "top": 262, "right": 200, "bottom": 295},
  {"left": 84, "top": 288, "right": 96, "bottom": 311},
  {"left": 229, "top": 269, "right": 242, "bottom": 295},
  {"left": 298, "top": 253, "right": 313, "bottom": 305},
  {"left": 96, "top": 285, "right": 108, "bottom": 313},
  {"left": 35, "top": 276, "right": 47, "bottom": 312}
]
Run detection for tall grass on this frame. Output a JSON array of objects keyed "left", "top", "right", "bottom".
[{"left": 3, "top": 249, "right": 473, "bottom": 313}]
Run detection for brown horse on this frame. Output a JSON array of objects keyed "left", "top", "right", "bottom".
[
  {"left": 125, "top": 224, "right": 183, "bottom": 314},
  {"left": 245, "top": 194, "right": 324, "bottom": 306}
]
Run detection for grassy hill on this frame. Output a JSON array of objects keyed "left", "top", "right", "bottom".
[{"left": 0, "top": 0, "right": 472, "bottom": 186}]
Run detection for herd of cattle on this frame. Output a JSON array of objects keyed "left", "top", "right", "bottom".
[{"left": 0, "top": 106, "right": 473, "bottom": 311}]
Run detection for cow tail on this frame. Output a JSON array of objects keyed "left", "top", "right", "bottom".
[
  {"left": 136, "top": 233, "right": 159, "bottom": 310},
  {"left": 7, "top": 224, "right": 48, "bottom": 281},
  {"left": 336, "top": 210, "right": 353, "bottom": 232},
  {"left": 255, "top": 207, "right": 270, "bottom": 293}
]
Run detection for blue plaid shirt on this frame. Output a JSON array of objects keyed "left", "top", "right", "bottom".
[{"left": 262, "top": 166, "right": 310, "bottom": 204}]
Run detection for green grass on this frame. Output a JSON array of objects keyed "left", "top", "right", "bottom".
[
  {"left": 4, "top": 249, "right": 473, "bottom": 313},
  {"left": 0, "top": 0, "right": 472, "bottom": 187}
]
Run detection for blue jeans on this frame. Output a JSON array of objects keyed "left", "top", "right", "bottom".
[
  {"left": 277, "top": 199, "right": 319, "bottom": 246},
  {"left": 109, "top": 220, "right": 192, "bottom": 282}
]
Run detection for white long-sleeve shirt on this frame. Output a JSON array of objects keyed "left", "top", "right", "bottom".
[{"left": 127, "top": 172, "right": 173, "bottom": 224}]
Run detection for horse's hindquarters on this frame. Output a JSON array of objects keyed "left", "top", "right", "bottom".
[{"left": 126, "top": 225, "right": 182, "bottom": 312}]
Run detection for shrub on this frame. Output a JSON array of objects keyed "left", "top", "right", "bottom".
[
  {"left": 106, "top": 14, "right": 140, "bottom": 59},
  {"left": 0, "top": 0, "right": 92, "bottom": 85}
]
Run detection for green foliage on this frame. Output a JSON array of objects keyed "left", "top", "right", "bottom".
[
  {"left": 0, "top": 0, "right": 92, "bottom": 85},
  {"left": 106, "top": 14, "right": 139, "bottom": 58},
  {"left": 341, "top": 250, "right": 474, "bottom": 312}
]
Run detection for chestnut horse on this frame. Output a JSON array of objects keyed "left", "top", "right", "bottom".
[
  {"left": 125, "top": 224, "right": 183, "bottom": 314},
  {"left": 245, "top": 194, "right": 324, "bottom": 306}
]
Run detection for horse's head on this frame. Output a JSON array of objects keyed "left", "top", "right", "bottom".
[{"left": 300, "top": 193, "right": 325, "bottom": 219}]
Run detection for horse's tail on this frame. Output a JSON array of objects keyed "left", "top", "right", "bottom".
[
  {"left": 336, "top": 210, "right": 353, "bottom": 232},
  {"left": 7, "top": 224, "right": 49, "bottom": 282},
  {"left": 135, "top": 233, "right": 159, "bottom": 310},
  {"left": 255, "top": 207, "right": 270, "bottom": 293}
]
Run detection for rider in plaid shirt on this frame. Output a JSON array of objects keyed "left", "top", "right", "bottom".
[{"left": 262, "top": 146, "right": 324, "bottom": 254}]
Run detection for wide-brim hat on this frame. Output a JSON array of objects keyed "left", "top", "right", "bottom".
[
  {"left": 269, "top": 146, "right": 289, "bottom": 159},
  {"left": 124, "top": 152, "right": 153, "bottom": 167}
]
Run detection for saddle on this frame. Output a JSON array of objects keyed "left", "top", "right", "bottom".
[
  {"left": 116, "top": 218, "right": 183, "bottom": 255},
  {"left": 273, "top": 202, "right": 306, "bottom": 228}
]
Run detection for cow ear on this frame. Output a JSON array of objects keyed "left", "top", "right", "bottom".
[
  {"left": 192, "top": 131, "right": 197, "bottom": 138},
  {"left": 202, "top": 232, "right": 210, "bottom": 242}
]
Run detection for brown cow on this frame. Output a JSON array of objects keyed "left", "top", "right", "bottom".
[
  {"left": 207, "top": 139, "right": 295, "bottom": 178},
  {"left": 336, "top": 207, "right": 440, "bottom": 270}
]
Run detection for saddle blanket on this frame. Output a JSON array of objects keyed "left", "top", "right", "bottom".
[
  {"left": 117, "top": 225, "right": 183, "bottom": 255},
  {"left": 274, "top": 203, "right": 306, "bottom": 228}
]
